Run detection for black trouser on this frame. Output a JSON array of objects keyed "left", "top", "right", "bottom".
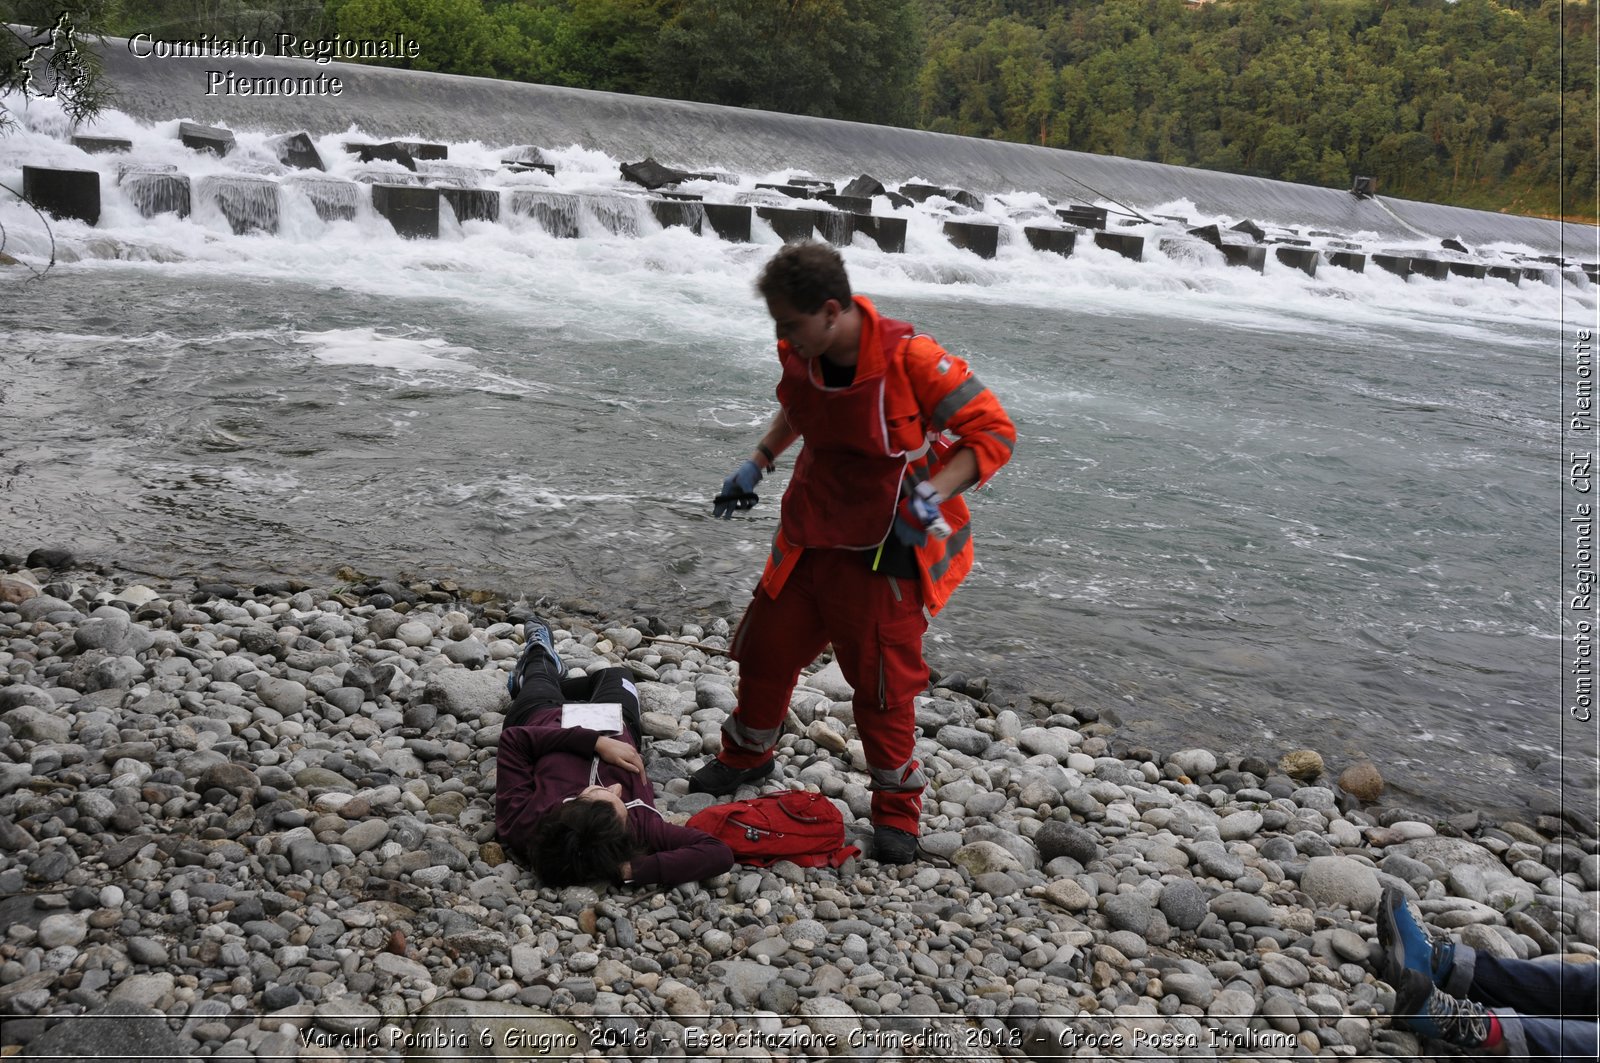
[{"left": 505, "top": 654, "right": 642, "bottom": 743}]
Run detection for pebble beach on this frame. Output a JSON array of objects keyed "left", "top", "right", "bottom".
[{"left": 0, "top": 549, "right": 1595, "bottom": 1062}]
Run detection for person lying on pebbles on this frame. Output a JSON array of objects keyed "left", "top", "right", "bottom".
[{"left": 493, "top": 617, "right": 734, "bottom": 888}]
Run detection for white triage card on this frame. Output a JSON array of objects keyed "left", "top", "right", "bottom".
[{"left": 561, "top": 703, "right": 625, "bottom": 733}]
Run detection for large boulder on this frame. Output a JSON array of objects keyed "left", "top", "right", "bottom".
[
  {"left": 268, "top": 132, "right": 325, "bottom": 171},
  {"left": 1299, "top": 855, "right": 1382, "bottom": 912},
  {"left": 407, "top": 998, "right": 584, "bottom": 1061},
  {"left": 620, "top": 157, "right": 693, "bottom": 190},
  {"left": 425, "top": 670, "right": 511, "bottom": 722},
  {"left": 25, "top": 999, "right": 189, "bottom": 1061}
]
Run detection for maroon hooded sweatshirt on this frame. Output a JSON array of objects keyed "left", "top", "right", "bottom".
[{"left": 495, "top": 705, "right": 733, "bottom": 887}]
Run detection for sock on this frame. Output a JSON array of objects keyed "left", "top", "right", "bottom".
[{"left": 1482, "top": 1013, "right": 1502, "bottom": 1049}]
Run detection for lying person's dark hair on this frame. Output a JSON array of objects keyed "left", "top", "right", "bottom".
[{"left": 526, "top": 797, "right": 644, "bottom": 886}]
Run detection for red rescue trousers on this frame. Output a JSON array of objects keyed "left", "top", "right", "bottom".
[{"left": 718, "top": 549, "right": 930, "bottom": 835}]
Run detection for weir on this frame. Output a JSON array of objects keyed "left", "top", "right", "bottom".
[{"left": 80, "top": 35, "right": 1593, "bottom": 256}]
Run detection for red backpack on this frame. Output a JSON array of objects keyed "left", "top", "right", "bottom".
[{"left": 687, "top": 790, "right": 861, "bottom": 869}]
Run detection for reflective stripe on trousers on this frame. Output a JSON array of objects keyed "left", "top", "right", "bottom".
[{"left": 869, "top": 758, "right": 927, "bottom": 794}]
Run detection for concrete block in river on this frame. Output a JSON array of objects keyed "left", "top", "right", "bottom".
[
  {"left": 179, "top": 121, "right": 235, "bottom": 157},
  {"left": 1274, "top": 247, "right": 1318, "bottom": 276},
  {"left": 1326, "top": 251, "right": 1366, "bottom": 274},
  {"left": 1219, "top": 244, "right": 1266, "bottom": 272},
  {"left": 702, "top": 203, "right": 751, "bottom": 242},
  {"left": 785, "top": 177, "right": 835, "bottom": 194},
  {"left": 500, "top": 147, "right": 555, "bottom": 174},
  {"left": 1023, "top": 226, "right": 1076, "bottom": 257},
  {"left": 352, "top": 169, "right": 422, "bottom": 186},
  {"left": 196, "top": 175, "right": 279, "bottom": 235},
  {"left": 441, "top": 188, "right": 500, "bottom": 224},
  {"left": 508, "top": 191, "right": 580, "bottom": 238},
  {"left": 117, "top": 170, "right": 190, "bottom": 219},
  {"left": 394, "top": 140, "right": 447, "bottom": 160},
  {"left": 587, "top": 196, "right": 647, "bottom": 236},
  {"left": 852, "top": 215, "right": 906, "bottom": 254},
  {"left": 1186, "top": 224, "right": 1226, "bottom": 248},
  {"left": 1092, "top": 231, "right": 1143, "bottom": 261},
  {"left": 819, "top": 194, "right": 872, "bottom": 213},
  {"left": 648, "top": 199, "right": 702, "bottom": 233},
  {"left": 756, "top": 183, "right": 818, "bottom": 199},
  {"left": 1058, "top": 205, "right": 1108, "bottom": 229},
  {"left": 23, "top": 166, "right": 100, "bottom": 225},
  {"left": 943, "top": 220, "right": 998, "bottom": 259},
  {"left": 287, "top": 177, "right": 361, "bottom": 222},
  {"left": 840, "top": 174, "right": 886, "bottom": 198},
  {"left": 268, "top": 132, "right": 324, "bottom": 171},
  {"left": 343, "top": 142, "right": 416, "bottom": 171},
  {"left": 1447, "top": 262, "right": 1488, "bottom": 279},
  {"left": 1518, "top": 267, "right": 1551, "bottom": 284},
  {"left": 620, "top": 156, "right": 694, "bottom": 190},
  {"left": 71, "top": 135, "right": 131, "bottom": 155},
  {"left": 755, "top": 206, "right": 814, "bottom": 243},
  {"left": 1486, "top": 266, "right": 1521, "bottom": 286},
  {"left": 905, "top": 182, "right": 982, "bottom": 210},
  {"left": 371, "top": 184, "right": 440, "bottom": 239},
  {"left": 812, "top": 210, "right": 853, "bottom": 246},
  {"left": 1371, "top": 254, "right": 1411, "bottom": 278},
  {"left": 1407, "top": 257, "right": 1451, "bottom": 281},
  {"left": 1230, "top": 219, "right": 1266, "bottom": 242}
]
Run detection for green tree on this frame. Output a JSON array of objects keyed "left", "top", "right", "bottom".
[
  {"left": 331, "top": 0, "right": 500, "bottom": 75},
  {"left": 1, "top": 2, "right": 115, "bottom": 133},
  {"left": 651, "top": 0, "right": 920, "bottom": 124}
]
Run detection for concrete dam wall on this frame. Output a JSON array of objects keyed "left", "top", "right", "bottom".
[{"left": 83, "top": 37, "right": 1594, "bottom": 258}]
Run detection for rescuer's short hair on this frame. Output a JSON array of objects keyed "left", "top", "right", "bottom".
[{"left": 756, "top": 241, "right": 852, "bottom": 313}]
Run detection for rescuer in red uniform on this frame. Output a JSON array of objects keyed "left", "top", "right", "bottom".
[{"left": 693, "top": 241, "right": 1017, "bottom": 864}]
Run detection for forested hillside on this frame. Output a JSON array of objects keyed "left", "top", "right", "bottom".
[
  {"left": 913, "top": 0, "right": 1595, "bottom": 221},
  {"left": 7, "top": 0, "right": 1595, "bottom": 220}
]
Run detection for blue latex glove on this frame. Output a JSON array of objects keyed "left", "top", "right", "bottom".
[
  {"left": 892, "top": 481, "right": 950, "bottom": 546},
  {"left": 713, "top": 459, "right": 764, "bottom": 518}
]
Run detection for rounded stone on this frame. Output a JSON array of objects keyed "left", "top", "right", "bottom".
[
  {"left": 1279, "top": 750, "right": 1324, "bottom": 781},
  {"left": 1034, "top": 821, "right": 1099, "bottom": 865},
  {"left": 1168, "top": 749, "right": 1217, "bottom": 778},
  {"left": 1101, "top": 894, "right": 1153, "bottom": 935},
  {"left": 1218, "top": 811, "right": 1264, "bottom": 841},
  {"left": 1157, "top": 880, "right": 1208, "bottom": 931},
  {"left": 254, "top": 677, "right": 307, "bottom": 715},
  {"left": 38, "top": 913, "right": 87, "bottom": 948},
  {"left": 1299, "top": 855, "right": 1382, "bottom": 912},
  {"left": 396, "top": 622, "right": 434, "bottom": 648},
  {"left": 1337, "top": 761, "right": 1384, "bottom": 802},
  {"left": 127, "top": 937, "right": 170, "bottom": 965},
  {"left": 952, "top": 841, "right": 1023, "bottom": 876}
]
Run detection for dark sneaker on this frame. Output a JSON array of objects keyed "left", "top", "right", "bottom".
[
  {"left": 507, "top": 618, "right": 563, "bottom": 698},
  {"left": 873, "top": 826, "right": 919, "bottom": 865},
  {"left": 1394, "top": 967, "right": 1490, "bottom": 1047},
  {"left": 688, "top": 757, "right": 773, "bottom": 795},
  {"left": 1378, "top": 886, "right": 1455, "bottom": 989}
]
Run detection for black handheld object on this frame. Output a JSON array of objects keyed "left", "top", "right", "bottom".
[{"left": 712, "top": 490, "right": 759, "bottom": 518}]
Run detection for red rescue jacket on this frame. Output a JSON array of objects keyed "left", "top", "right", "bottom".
[{"left": 759, "top": 296, "right": 1015, "bottom": 616}]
